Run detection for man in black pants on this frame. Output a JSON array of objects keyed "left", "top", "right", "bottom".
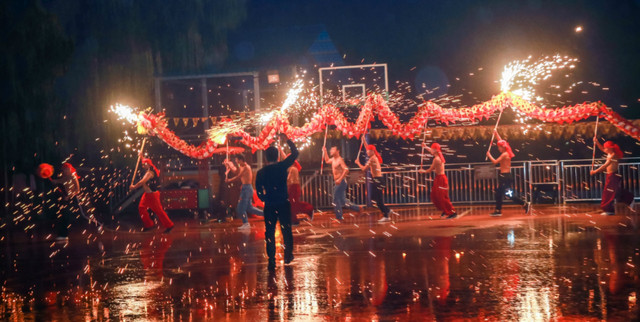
[
  {"left": 355, "top": 142, "right": 396, "bottom": 223},
  {"left": 255, "top": 133, "right": 299, "bottom": 270},
  {"left": 486, "top": 130, "right": 531, "bottom": 216}
]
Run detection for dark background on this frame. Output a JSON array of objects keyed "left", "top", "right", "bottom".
[{"left": 2, "top": 0, "right": 640, "bottom": 173}]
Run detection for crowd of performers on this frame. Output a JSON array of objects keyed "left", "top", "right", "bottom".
[{"left": 41, "top": 130, "right": 634, "bottom": 269}]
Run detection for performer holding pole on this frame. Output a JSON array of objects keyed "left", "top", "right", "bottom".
[
  {"left": 486, "top": 130, "right": 531, "bottom": 216},
  {"left": 355, "top": 138, "right": 397, "bottom": 223},
  {"left": 323, "top": 145, "right": 363, "bottom": 220},
  {"left": 279, "top": 149, "right": 313, "bottom": 226},
  {"left": 130, "top": 157, "right": 174, "bottom": 233},
  {"left": 225, "top": 154, "right": 264, "bottom": 230},
  {"left": 420, "top": 143, "right": 457, "bottom": 219},
  {"left": 590, "top": 138, "right": 635, "bottom": 215},
  {"left": 255, "top": 133, "right": 299, "bottom": 270}
]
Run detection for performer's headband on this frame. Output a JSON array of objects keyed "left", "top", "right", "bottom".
[
  {"left": 604, "top": 141, "right": 623, "bottom": 159},
  {"left": 62, "top": 162, "right": 80, "bottom": 179},
  {"left": 141, "top": 158, "right": 160, "bottom": 177},
  {"left": 430, "top": 143, "right": 445, "bottom": 164},
  {"left": 497, "top": 140, "right": 515, "bottom": 158},
  {"left": 366, "top": 145, "right": 383, "bottom": 163}
]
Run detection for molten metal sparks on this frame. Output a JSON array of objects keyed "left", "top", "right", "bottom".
[
  {"left": 109, "top": 104, "right": 139, "bottom": 124},
  {"left": 500, "top": 55, "right": 579, "bottom": 133},
  {"left": 500, "top": 55, "right": 577, "bottom": 103}
]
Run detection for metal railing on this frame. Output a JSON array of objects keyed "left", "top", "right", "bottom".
[
  {"left": 299, "top": 158, "right": 640, "bottom": 208},
  {"left": 561, "top": 158, "right": 640, "bottom": 202},
  {"left": 105, "top": 158, "right": 640, "bottom": 212}
]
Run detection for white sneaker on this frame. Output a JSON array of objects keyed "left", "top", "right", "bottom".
[
  {"left": 378, "top": 217, "right": 391, "bottom": 223},
  {"left": 389, "top": 210, "right": 400, "bottom": 216},
  {"left": 238, "top": 223, "right": 251, "bottom": 230},
  {"left": 600, "top": 212, "right": 615, "bottom": 216}
]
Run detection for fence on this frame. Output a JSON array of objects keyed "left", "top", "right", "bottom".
[
  {"left": 300, "top": 158, "right": 640, "bottom": 209},
  {"left": 106, "top": 158, "right": 640, "bottom": 212}
]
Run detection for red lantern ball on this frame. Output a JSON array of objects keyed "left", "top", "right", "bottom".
[{"left": 37, "top": 163, "right": 54, "bottom": 179}]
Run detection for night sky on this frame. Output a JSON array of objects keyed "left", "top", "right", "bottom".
[
  {"left": 242, "top": 0, "right": 640, "bottom": 113},
  {"left": 3, "top": 0, "right": 640, "bottom": 171},
  {"left": 237, "top": 0, "right": 640, "bottom": 164}
]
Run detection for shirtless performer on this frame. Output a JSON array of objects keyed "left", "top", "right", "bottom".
[
  {"left": 590, "top": 139, "right": 634, "bottom": 215},
  {"left": 322, "top": 145, "right": 362, "bottom": 220},
  {"left": 225, "top": 154, "right": 263, "bottom": 230},
  {"left": 130, "top": 158, "right": 174, "bottom": 233},
  {"left": 486, "top": 130, "right": 531, "bottom": 216},
  {"left": 355, "top": 141, "right": 396, "bottom": 222},
  {"left": 420, "top": 143, "right": 457, "bottom": 219}
]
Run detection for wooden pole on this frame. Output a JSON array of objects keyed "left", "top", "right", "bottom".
[
  {"left": 131, "top": 137, "right": 147, "bottom": 185},
  {"left": 419, "top": 113, "right": 430, "bottom": 169},
  {"left": 485, "top": 108, "right": 504, "bottom": 160},
  {"left": 320, "top": 122, "right": 329, "bottom": 175},
  {"left": 591, "top": 116, "right": 600, "bottom": 170},
  {"left": 355, "top": 111, "right": 372, "bottom": 161}
]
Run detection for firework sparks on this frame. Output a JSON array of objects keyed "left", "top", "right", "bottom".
[
  {"left": 109, "top": 103, "right": 139, "bottom": 124},
  {"left": 500, "top": 55, "right": 578, "bottom": 133},
  {"left": 500, "top": 55, "right": 577, "bottom": 103},
  {"left": 207, "top": 122, "right": 242, "bottom": 145},
  {"left": 257, "top": 78, "right": 305, "bottom": 126}
]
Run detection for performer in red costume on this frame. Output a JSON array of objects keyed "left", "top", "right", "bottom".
[
  {"left": 287, "top": 158, "right": 313, "bottom": 225},
  {"left": 590, "top": 139, "right": 635, "bottom": 215},
  {"left": 420, "top": 143, "right": 457, "bottom": 219},
  {"left": 279, "top": 149, "right": 313, "bottom": 225},
  {"left": 130, "top": 158, "right": 174, "bottom": 233}
]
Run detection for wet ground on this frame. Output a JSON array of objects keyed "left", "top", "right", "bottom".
[{"left": 1, "top": 203, "right": 639, "bottom": 321}]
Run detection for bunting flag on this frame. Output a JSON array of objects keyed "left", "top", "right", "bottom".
[{"left": 136, "top": 91, "right": 640, "bottom": 159}]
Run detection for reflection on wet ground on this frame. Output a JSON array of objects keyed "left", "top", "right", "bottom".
[{"left": 1, "top": 204, "right": 639, "bottom": 320}]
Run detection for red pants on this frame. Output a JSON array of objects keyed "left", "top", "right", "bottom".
[
  {"left": 431, "top": 175, "right": 455, "bottom": 215},
  {"left": 288, "top": 184, "right": 313, "bottom": 223},
  {"left": 601, "top": 173, "right": 634, "bottom": 213},
  {"left": 139, "top": 191, "right": 174, "bottom": 229}
]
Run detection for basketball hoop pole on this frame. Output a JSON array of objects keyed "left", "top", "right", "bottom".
[{"left": 318, "top": 63, "right": 389, "bottom": 174}]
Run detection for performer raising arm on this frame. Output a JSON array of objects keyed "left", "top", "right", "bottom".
[
  {"left": 225, "top": 155, "right": 263, "bottom": 230},
  {"left": 322, "top": 145, "right": 363, "bottom": 220},
  {"left": 280, "top": 148, "right": 313, "bottom": 225},
  {"left": 486, "top": 130, "right": 531, "bottom": 217},
  {"left": 590, "top": 139, "right": 634, "bottom": 215},
  {"left": 255, "top": 133, "right": 299, "bottom": 270},
  {"left": 420, "top": 143, "right": 457, "bottom": 219},
  {"left": 355, "top": 140, "right": 396, "bottom": 223}
]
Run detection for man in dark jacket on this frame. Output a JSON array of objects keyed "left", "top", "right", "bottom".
[{"left": 255, "top": 133, "right": 298, "bottom": 270}]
